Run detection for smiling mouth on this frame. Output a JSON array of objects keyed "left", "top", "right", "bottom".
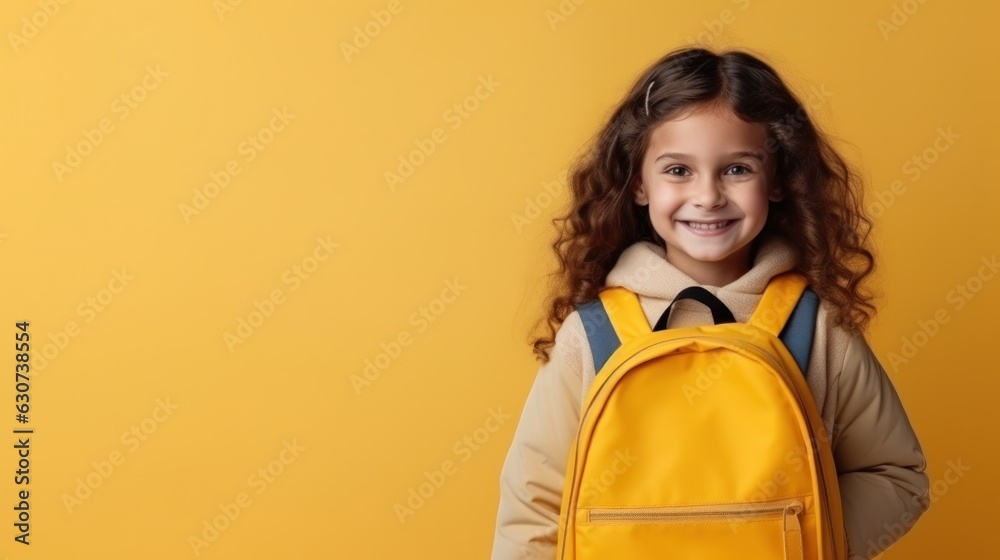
[{"left": 681, "top": 220, "right": 735, "bottom": 231}]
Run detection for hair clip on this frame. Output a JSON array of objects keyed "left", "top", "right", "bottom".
[{"left": 644, "top": 80, "right": 655, "bottom": 116}]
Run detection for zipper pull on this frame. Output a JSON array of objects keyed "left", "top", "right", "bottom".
[{"left": 783, "top": 500, "right": 803, "bottom": 560}]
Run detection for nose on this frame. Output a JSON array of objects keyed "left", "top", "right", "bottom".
[{"left": 691, "top": 175, "right": 727, "bottom": 210}]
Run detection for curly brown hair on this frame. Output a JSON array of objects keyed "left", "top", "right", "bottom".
[{"left": 529, "top": 45, "right": 878, "bottom": 363}]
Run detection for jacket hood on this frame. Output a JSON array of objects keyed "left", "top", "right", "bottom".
[{"left": 604, "top": 231, "right": 799, "bottom": 304}]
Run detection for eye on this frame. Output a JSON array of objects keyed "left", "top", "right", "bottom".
[
  {"left": 664, "top": 166, "right": 690, "bottom": 176},
  {"left": 726, "top": 164, "right": 753, "bottom": 175}
]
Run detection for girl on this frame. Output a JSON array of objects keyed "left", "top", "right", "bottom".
[{"left": 491, "top": 46, "right": 931, "bottom": 560}]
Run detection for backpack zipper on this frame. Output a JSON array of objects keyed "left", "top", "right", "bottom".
[
  {"left": 587, "top": 499, "right": 804, "bottom": 560},
  {"left": 586, "top": 497, "right": 803, "bottom": 524}
]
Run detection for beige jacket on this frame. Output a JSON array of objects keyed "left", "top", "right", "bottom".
[{"left": 491, "top": 233, "right": 931, "bottom": 560}]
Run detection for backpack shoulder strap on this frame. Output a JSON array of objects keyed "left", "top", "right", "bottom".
[
  {"left": 576, "top": 287, "right": 650, "bottom": 373},
  {"left": 749, "top": 271, "right": 819, "bottom": 376},
  {"left": 778, "top": 287, "right": 818, "bottom": 377},
  {"left": 578, "top": 277, "right": 819, "bottom": 377}
]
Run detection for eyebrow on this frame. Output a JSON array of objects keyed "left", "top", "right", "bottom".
[{"left": 654, "top": 151, "right": 765, "bottom": 163}]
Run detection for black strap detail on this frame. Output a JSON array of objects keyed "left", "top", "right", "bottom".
[{"left": 653, "top": 286, "right": 736, "bottom": 331}]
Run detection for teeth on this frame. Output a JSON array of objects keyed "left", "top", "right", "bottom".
[{"left": 686, "top": 220, "right": 730, "bottom": 230}]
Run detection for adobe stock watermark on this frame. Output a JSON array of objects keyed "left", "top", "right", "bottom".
[
  {"left": 394, "top": 407, "right": 510, "bottom": 524},
  {"left": 679, "top": 283, "right": 808, "bottom": 403},
  {"left": 678, "top": 322, "right": 783, "bottom": 403},
  {"left": 188, "top": 439, "right": 305, "bottom": 556},
  {"left": 511, "top": 169, "right": 568, "bottom": 233},
  {"left": 887, "top": 254, "right": 997, "bottom": 373},
  {"left": 512, "top": 448, "right": 638, "bottom": 559},
  {"left": 351, "top": 277, "right": 468, "bottom": 395},
  {"left": 682, "top": 0, "right": 751, "bottom": 45},
  {"left": 7, "top": 0, "right": 71, "bottom": 54},
  {"left": 681, "top": 350, "right": 743, "bottom": 404},
  {"left": 33, "top": 268, "right": 135, "bottom": 372},
  {"left": 877, "top": 0, "right": 930, "bottom": 41},
  {"left": 179, "top": 106, "right": 295, "bottom": 223},
  {"left": 340, "top": 0, "right": 405, "bottom": 63},
  {"left": 61, "top": 397, "right": 179, "bottom": 514},
  {"left": 223, "top": 235, "right": 339, "bottom": 353},
  {"left": 384, "top": 75, "right": 501, "bottom": 192},
  {"left": 579, "top": 449, "right": 639, "bottom": 501},
  {"left": 544, "top": 0, "right": 588, "bottom": 30},
  {"left": 867, "top": 126, "right": 958, "bottom": 218},
  {"left": 213, "top": 0, "right": 245, "bottom": 22},
  {"left": 723, "top": 423, "right": 846, "bottom": 533},
  {"left": 51, "top": 64, "right": 168, "bottom": 182},
  {"left": 863, "top": 457, "right": 969, "bottom": 559}
]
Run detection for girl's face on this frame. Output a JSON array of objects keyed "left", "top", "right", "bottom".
[{"left": 632, "top": 102, "right": 782, "bottom": 287}]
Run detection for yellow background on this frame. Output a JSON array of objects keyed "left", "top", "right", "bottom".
[{"left": 0, "top": 0, "right": 994, "bottom": 558}]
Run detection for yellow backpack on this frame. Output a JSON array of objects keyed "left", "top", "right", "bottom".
[{"left": 556, "top": 272, "right": 848, "bottom": 559}]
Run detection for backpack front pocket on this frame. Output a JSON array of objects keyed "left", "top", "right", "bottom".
[{"left": 577, "top": 498, "right": 807, "bottom": 560}]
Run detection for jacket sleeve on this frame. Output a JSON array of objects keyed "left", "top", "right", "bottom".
[
  {"left": 833, "top": 334, "right": 931, "bottom": 560},
  {"left": 490, "top": 312, "right": 587, "bottom": 560}
]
